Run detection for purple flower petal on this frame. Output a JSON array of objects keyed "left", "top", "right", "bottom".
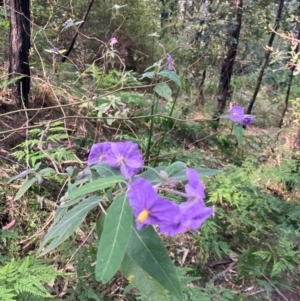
[
  {"left": 37, "top": 176, "right": 43, "bottom": 185},
  {"left": 185, "top": 168, "right": 205, "bottom": 202},
  {"left": 51, "top": 47, "right": 59, "bottom": 54},
  {"left": 106, "top": 141, "right": 143, "bottom": 179},
  {"left": 110, "top": 37, "right": 118, "bottom": 45},
  {"left": 167, "top": 53, "right": 174, "bottom": 71},
  {"left": 127, "top": 178, "right": 181, "bottom": 229},
  {"left": 87, "top": 142, "right": 111, "bottom": 166},
  {"left": 159, "top": 189, "right": 213, "bottom": 236},
  {"left": 230, "top": 106, "right": 244, "bottom": 123},
  {"left": 180, "top": 201, "right": 214, "bottom": 230},
  {"left": 242, "top": 115, "right": 256, "bottom": 126}
]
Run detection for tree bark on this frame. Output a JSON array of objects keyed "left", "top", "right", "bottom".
[
  {"left": 246, "top": 0, "right": 285, "bottom": 115},
  {"left": 214, "top": 0, "right": 243, "bottom": 120},
  {"left": 9, "top": 0, "right": 31, "bottom": 108},
  {"left": 279, "top": 19, "right": 300, "bottom": 128},
  {"left": 61, "top": 0, "right": 95, "bottom": 63},
  {"left": 195, "top": 69, "right": 206, "bottom": 106}
]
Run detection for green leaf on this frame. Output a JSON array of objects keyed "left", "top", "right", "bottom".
[
  {"left": 96, "top": 193, "right": 133, "bottom": 283},
  {"left": 67, "top": 176, "right": 125, "bottom": 199},
  {"left": 14, "top": 177, "right": 37, "bottom": 201},
  {"left": 38, "top": 196, "right": 101, "bottom": 256},
  {"left": 159, "top": 70, "right": 181, "bottom": 87},
  {"left": 195, "top": 168, "right": 222, "bottom": 177},
  {"left": 96, "top": 215, "right": 106, "bottom": 238},
  {"left": 7, "top": 170, "right": 32, "bottom": 183},
  {"left": 34, "top": 162, "right": 42, "bottom": 171},
  {"left": 233, "top": 123, "right": 244, "bottom": 145},
  {"left": 38, "top": 167, "right": 56, "bottom": 175},
  {"left": 59, "top": 196, "right": 85, "bottom": 208},
  {"left": 91, "top": 164, "right": 122, "bottom": 178},
  {"left": 140, "top": 71, "right": 156, "bottom": 80},
  {"left": 135, "top": 167, "right": 165, "bottom": 185},
  {"left": 154, "top": 82, "right": 172, "bottom": 101},
  {"left": 126, "top": 226, "right": 182, "bottom": 300},
  {"left": 166, "top": 162, "right": 221, "bottom": 181},
  {"left": 165, "top": 161, "right": 187, "bottom": 177},
  {"left": 120, "top": 253, "right": 168, "bottom": 301}
]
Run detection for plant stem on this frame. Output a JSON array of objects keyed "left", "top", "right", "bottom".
[
  {"left": 154, "top": 87, "right": 180, "bottom": 166},
  {"left": 145, "top": 96, "right": 157, "bottom": 163}
]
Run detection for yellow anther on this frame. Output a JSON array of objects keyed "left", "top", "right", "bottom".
[{"left": 137, "top": 210, "right": 149, "bottom": 223}]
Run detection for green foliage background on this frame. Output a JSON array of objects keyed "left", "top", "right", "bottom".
[{"left": 0, "top": 0, "right": 300, "bottom": 300}]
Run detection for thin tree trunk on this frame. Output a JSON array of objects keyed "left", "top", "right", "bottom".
[
  {"left": 293, "top": 121, "right": 300, "bottom": 152},
  {"left": 214, "top": 0, "right": 243, "bottom": 120},
  {"left": 279, "top": 20, "right": 300, "bottom": 128},
  {"left": 9, "top": 0, "right": 31, "bottom": 108},
  {"left": 246, "top": 0, "right": 285, "bottom": 115},
  {"left": 61, "top": 0, "right": 95, "bottom": 63},
  {"left": 195, "top": 69, "right": 206, "bottom": 106}
]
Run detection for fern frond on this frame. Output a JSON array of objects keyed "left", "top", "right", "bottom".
[
  {"left": 0, "top": 257, "right": 62, "bottom": 300},
  {"left": 0, "top": 286, "right": 16, "bottom": 301}
]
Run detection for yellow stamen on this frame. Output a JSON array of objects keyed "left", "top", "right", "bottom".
[{"left": 137, "top": 210, "right": 149, "bottom": 223}]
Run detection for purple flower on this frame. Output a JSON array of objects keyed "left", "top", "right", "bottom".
[
  {"left": 37, "top": 176, "right": 43, "bottom": 185},
  {"left": 64, "top": 19, "right": 71, "bottom": 27},
  {"left": 242, "top": 115, "right": 256, "bottom": 126},
  {"left": 185, "top": 168, "right": 205, "bottom": 202},
  {"left": 179, "top": 201, "right": 214, "bottom": 231},
  {"left": 110, "top": 37, "right": 118, "bottom": 45},
  {"left": 77, "top": 171, "right": 84, "bottom": 179},
  {"left": 87, "top": 142, "right": 111, "bottom": 166},
  {"left": 20, "top": 171, "right": 27, "bottom": 178},
  {"left": 105, "top": 141, "right": 143, "bottom": 179},
  {"left": 127, "top": 178, "right": 181, "bottom": 229},
  {"left": 158, "top": 200, "right": 214, "bottom": 236},
  {"left": 51, "top": 47, "right": 59, "bottom": 54},
  {"left": 167, "top": 53, "right": 174, "bottom": 71},
  {"left": 230, "top": 106, "right": 244, "bottom": 123}
]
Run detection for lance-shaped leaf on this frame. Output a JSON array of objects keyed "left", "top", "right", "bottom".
[
  {"left": 14, "top": 177, "right": 37, "bottom": 201},
  {"left": 67, "top": 175, "right": 125, "bottom": 200},
  {"left": 38, "top": 196, "right": 101, "bottom": 256},
  {"left": 154, "top": 82, "right": 172, "bottom": 101},
  {"left": 166, "top": 162, "right": 221, "bottom": 181},
  {"left": 135, "top": 167, "right": 165, "bottom": 185},
  {"left": 91, "top": 163, "right": 122, "bottom": 178},
  {"left": 126, "top": 226, "right": 182, "bottom": 300},
  {"left": 120, "top": 253, "right": 168, "bottom": 301},
  {"left": 95, "top": 193, "right": 132, "bottom": 283},
  {"left": 159, "top": 70, "right": 181, "bottom": 87},
  {"left": 165, "top": 161, "right": 187, "bottom": 177},
  {"left": 233, "top": 123, "right": 244, "bottom": 145}
]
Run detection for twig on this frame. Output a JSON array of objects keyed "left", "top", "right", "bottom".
[
  {"left": 19, "top": 210, "right": 55, "bottom": 245},
  {"left": 208, "top": 261, "right": 237, "bottom": 284}
]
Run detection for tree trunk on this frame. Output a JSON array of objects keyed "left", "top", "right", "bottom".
[
  {"left": 279, "top": 20, "right": 300, "bottom": 128},
  {"left": 9, "top": 0, "right": 31, "bottom": 108},
  {"left": 246, "top": 0, "right": 285, "bottom": 115},
  {"left": 214, "top": 0, "right": 243, "bottom": 120},
  {"left": 195, "top": 69, "right": 206, "bottom": 106}
]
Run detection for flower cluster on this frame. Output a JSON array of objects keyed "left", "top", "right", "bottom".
[
  {"left": 87, "top": 141, "right": 213, "bottom": 236},
  {"left": 88, "top": 141, "right": 143, "bottom": 180},
  {"left": 127, "top": 168, "right": 213, "bottom": 236},
  {"left": 229, "top": 106, "right": 255, "bottom": 126}
]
